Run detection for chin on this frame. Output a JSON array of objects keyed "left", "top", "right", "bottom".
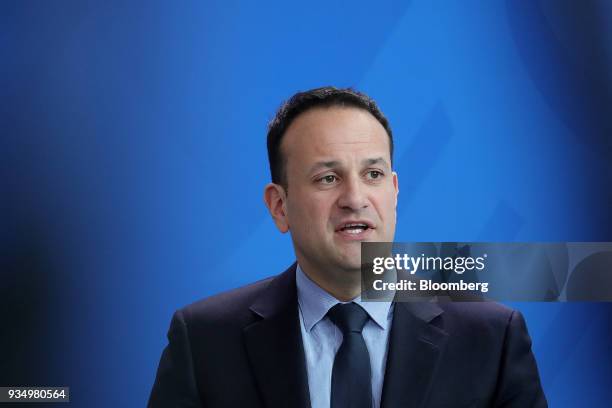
[
  {"left": 334, "top": 262, "right": 362, "bottom": 275},
  {"left": 336, "top": 252, "right": 363, "bottom": 271}
]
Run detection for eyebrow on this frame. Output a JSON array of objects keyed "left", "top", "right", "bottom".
[
  {"left": 308, "top": 157, "right": 390, "bottom": 175},
  {"left": 363, "top": 157, "right": 389, "bottom": 168},
  {"left": 308, "top": 160, "right": 341, "bottom": 175}
]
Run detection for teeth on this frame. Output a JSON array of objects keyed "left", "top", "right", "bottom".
[
  {"left": 340, "top": 223, "right": 368, "bottom": 234},
  {"left": 344, "top": 223, "right": 367, "bottom": 228}
]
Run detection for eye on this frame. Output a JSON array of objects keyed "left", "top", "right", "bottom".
[
  {"left": 319, "top": 175, "right": 338, "bottom": 184},
  {"left": 366, "top": 170, "right": 383, "bottom": 180}
]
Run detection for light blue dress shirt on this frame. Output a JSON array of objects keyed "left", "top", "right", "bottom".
[{"left": 296, "top": 265, "right": 394, "bottom": 408}]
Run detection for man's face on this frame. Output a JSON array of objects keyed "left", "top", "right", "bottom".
[{"left": 280, "top": 106, "right": 398, "bottom": 274}]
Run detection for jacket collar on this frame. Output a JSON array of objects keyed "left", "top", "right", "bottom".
[
  {"left": 244, "top": 263, "right": 311, "bottom": 408},
  {"left": 381, "top": 301, "right": 448, "bottom": 408},
  {"left": 245, "top": 263, "right": 448, "bottom": 408}
]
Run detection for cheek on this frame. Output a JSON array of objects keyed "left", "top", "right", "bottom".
[
  {"left": 374, "top": 193, "right": 398, "bottom": 220},
  {"left": 289, "top": 197, "right": 332, "bottom": 229},
  {"left": 307, "top": 203, "right": 330, "bottom": 226},
  {"left": 287, "top": 196, "right": 328, "bottom": 225}
]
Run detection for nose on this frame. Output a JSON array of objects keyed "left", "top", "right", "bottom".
[{"left": 337, "top": 175, "right": 369, "bottom": 211}]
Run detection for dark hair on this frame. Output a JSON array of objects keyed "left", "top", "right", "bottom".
[{"left": 267, "top": 86, "right": 393, "bottom": 189}]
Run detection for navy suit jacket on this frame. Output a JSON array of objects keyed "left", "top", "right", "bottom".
[{"left": 148, "top": 263, "right": 547, "bottom": 408}]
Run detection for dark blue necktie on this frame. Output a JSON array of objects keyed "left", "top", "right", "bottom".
[{"left": 328, "top": 302, "right": 372, "bottom": 408}]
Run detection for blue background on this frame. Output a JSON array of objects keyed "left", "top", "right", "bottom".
[{"left": 2, "top": 1, "right": 612, "bottom": 406}]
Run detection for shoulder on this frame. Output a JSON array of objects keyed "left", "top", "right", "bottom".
[
  {"left": 436, "top": 302, "right": 521, "bottom": 337},
  {"left": 178, "top": 275, "right": 276, "bottom": 328},
  {"left": 440, "top": 301, "right": 515, "bottom": 321}
]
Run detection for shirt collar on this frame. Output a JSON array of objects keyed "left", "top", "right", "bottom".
[{"left": 296, "top": 264, "right": 392, "bottom": 332}]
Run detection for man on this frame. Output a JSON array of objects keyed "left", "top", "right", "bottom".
[{"left": 148, "top": 87, "right": 547, "bottom": 408}]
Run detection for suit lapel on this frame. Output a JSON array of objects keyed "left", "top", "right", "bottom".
[
  {"left": 381, "top": 302, "right": 448, "bottom": 408},
  {"left": 243, "top": 264, "right": 311, "bottom": 408}
]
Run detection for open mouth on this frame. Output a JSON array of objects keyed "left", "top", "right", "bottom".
[
  {"left": 335, "top": 221, "right": 374, "bottom": 237},
  {"left": 339, "top": 223, "right": 370, "bottom": 234}
]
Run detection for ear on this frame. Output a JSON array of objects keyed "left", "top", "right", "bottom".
[
  {"left": 392, "top": 171, "right": 399, "bottom": 207},
  {"left": 263, "top": 183, "right": 290, "bottom": 233}
]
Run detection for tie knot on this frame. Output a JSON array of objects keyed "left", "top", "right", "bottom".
[{"left": 328, "top": 302, "right": 369, "bottom": 334}]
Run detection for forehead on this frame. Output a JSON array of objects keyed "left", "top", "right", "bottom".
[{"left": 281, "top": 106, "right": 390, "bottom": 167}]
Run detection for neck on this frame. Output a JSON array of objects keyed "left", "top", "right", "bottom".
[{"left": 298, "top": 262, "right": 361, "bottom": 302}]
